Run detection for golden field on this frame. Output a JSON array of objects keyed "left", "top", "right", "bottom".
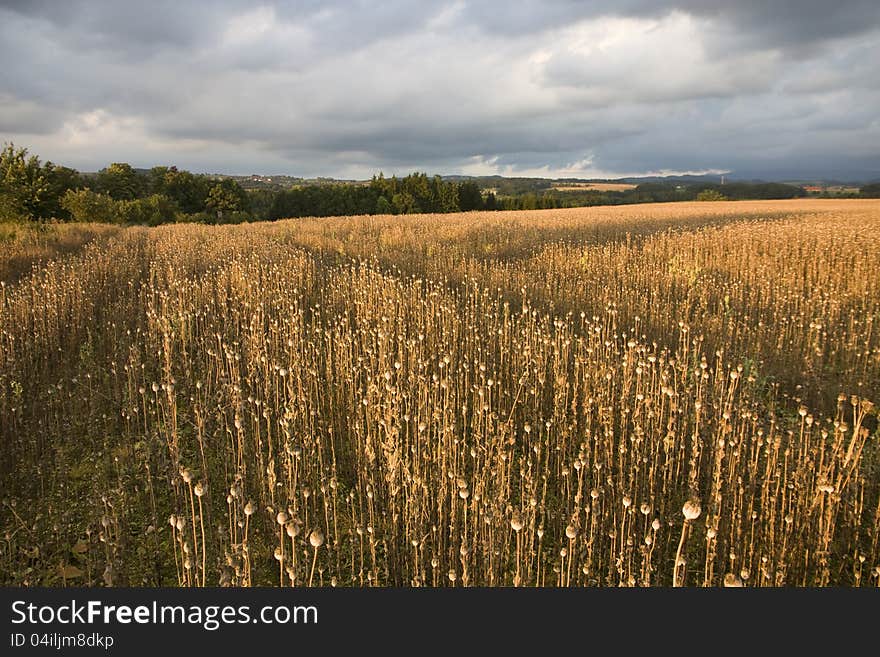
[
  {"left": 552, "top": 182, "right": 638, "bottom": 192},
  {"left": 1, "top": 199, "right": 878, "bottom": 587}
]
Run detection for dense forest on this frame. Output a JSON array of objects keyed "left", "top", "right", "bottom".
[
  {"left": 267, "top": 172, "right": 486, "bottom": 219},
  {"left": 1, "top": 143, "right": 875, "bottom": 226}
]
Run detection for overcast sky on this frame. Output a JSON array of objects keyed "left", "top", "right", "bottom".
[{"left": 2, "top": 1, "right": 879, "bottom": 180}]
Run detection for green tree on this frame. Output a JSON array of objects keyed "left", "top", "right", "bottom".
[
  {"left": 0, "top": 187, "right": 19, "bottom": 222},
  {"left": 0, "top": 143, "right": 51, "bottom": 221},
  {"left": 60, "top": 188, "right": 121, "bottom": 223},
  {"left": 458, "top": 181, "right": 484, "bottom": 211},
  {"left": 148, "top": 166, "right": 171, "bottom": 195},
  {"left": 375, "top": 195, "right": 394, "bottom": 215},
  {"left": 246, "top": 189, "right": 277, "bottom": 222},
  {"left": 436, "top": 178, "right": 460, "bottom": 212},
  {"left": 206, "top": 179, "right": 248, "bottom": 222},
  {"left": 161, "top": 168, "right": 210, "bottom": 214},
  {"left": 392, "top": 191, "right": 420, "bottom": 214},
  {"left": 861, "top": 182, "right": 880, "bottom": 198},
  {"left": 696, "top": 189, "right": 727, "bottom": 201},
  {"left": 97, "top": 162, "right": 143, "bottom": 200},
  {"left": 43, "top": 164, "right": 83, "bottom": 220},
  {"left": 118, "top": 194, "right": 179, "bottom": 226}
]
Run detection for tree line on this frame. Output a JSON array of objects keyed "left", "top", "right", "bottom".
[
  {"left": 3, "top": 143, "right": 878, "bottom": 226},
  {"left": 267, "top": 173, "right": 487, "bottom": 220},
  {"left": 0, "top": 144, "right": 494, "bottom": 225},
  {"left": 0, "top": 144, "right": 253, "bottom": 225},
  {"left": 491, "top": 181, "right": 811, "bottom": 211},
  {"left": 861, "top": 182, "right": 880, "bottom": 198}
]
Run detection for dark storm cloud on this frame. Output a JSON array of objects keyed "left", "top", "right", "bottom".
[
  {"left": 1, "top": 0, "right": 229, "bottom": 49},
  {"left": 1, "top": 0, "right": 878, "bottom": 179},
  {"left": 458, "top": 0, "right": 880, "bottom": 47}
]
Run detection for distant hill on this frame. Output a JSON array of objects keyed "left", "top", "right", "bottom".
[{"left": 79, "top": 168, "right": 872, "bottom": 190}]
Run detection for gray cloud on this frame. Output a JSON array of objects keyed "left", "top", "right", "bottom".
[
  {"left": 458, "top": 1, "right": 880, "bottom": 48},
  {"left": 1, "top": 1, "right": 878, "bottom": 180}
]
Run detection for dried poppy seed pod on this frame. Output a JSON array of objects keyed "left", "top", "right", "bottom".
[
  {"left": 565, "top": 524, "right": 578, "bottom": 540},
  {"left": 723, "top": 573, "right": 743, "bottom": 587},
  {"left": 309, "top": 529, "right": 324, "bottom": 548},
  {"left": 510, "top": 512, "right": 524, "bottom": 532},
  {"left": 682, "top": 499, "right": 701, "bottom": 521},
  {"left": 276, "top": 511, "right": 289, "bottom": 526},
  {"left": 244, "top": 501, "right": 255, "bottom": 516}
]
